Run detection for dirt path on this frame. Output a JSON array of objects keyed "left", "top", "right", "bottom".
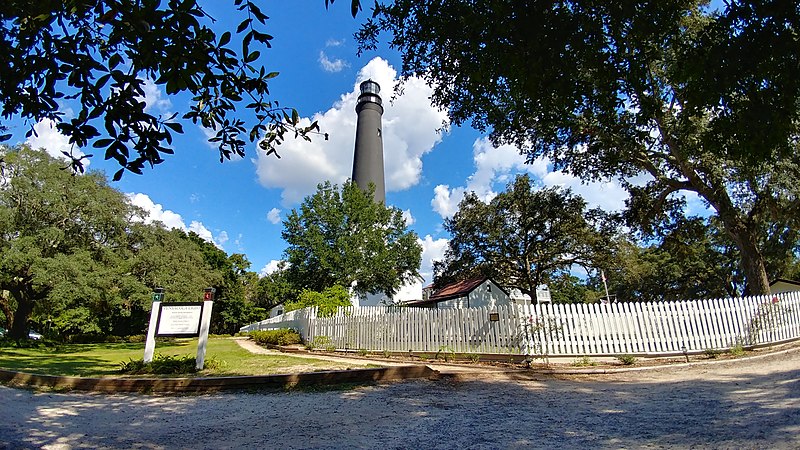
[
  {"left": 234, "top": 338, "right": 512, "bottom": 375},
  {"left": 1, "top": 346, "right": 798, "bottom": 449}
]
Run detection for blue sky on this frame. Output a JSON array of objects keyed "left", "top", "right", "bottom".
[{"left": 7, "top": 2, "right": 705, "bottom": 286}]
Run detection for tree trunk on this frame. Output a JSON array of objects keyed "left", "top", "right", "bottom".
[
  {"left": 0, "top": 292, "right": 13, "bottom": 330},
  {"left": 8, "top": 291, "right": 33, "bottom": 340},
  {"left": 731, "top": 231, "right": 771, "bottom": 296},
  {"left": 714, "top": 207, "right": 771, "bottom": 296}
]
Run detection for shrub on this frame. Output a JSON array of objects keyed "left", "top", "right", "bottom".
[
  {"left": 704, "top": 348, "right": 723, "bottom": 359},
  {"left": 248, "top": 329, "right": 302, "bottom": 346},
  {"left": 306, "top": 335, "right": 336, "bottom": 352},
  {"left": 119, "top": 354, "right": 221, "bottom": 375},
  {"left": 435, "top": 345, "right": 455, "bottom": 362},
  {"left": 357, "top": 348, "right": 369, "bottom": 357},
  {"left": 126, "top": 334, "right": 146, "bottom": 343},
  {"left": 729, "top": 343, "right": 746, "bottom": 357},
  {"left": 615, "top": 354, "right": 637, "bottom": 366},
  {"left": 573, "top": 356, "right": 597, "bottom": 367},
  {"left": 467, "top": 353, "right": 481, "bottom": 363}
]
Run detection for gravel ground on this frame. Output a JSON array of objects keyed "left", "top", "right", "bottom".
[{"left": 1, "top": 347, "right": 799, "bottom": 449}]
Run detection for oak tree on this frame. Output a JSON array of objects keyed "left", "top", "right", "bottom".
[
  {"left": 357, "top": 0, "right": 800, "bottom": 294},
  {"left": 435, "top": 174, "right": 611, "bottom": 297}
]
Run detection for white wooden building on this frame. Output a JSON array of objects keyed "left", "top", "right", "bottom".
[
  {"left": 404, "top": 276, "right": 513, "bottom": 309},
  {"left": 770, "top": 278, "right": 800, "bottom": 294}
]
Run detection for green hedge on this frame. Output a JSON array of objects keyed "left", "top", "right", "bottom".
[{"left": 248, "top": 329, "right": 302, "bottom": 346}]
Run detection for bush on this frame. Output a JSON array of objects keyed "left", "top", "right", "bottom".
[
  {"left": 306, "top": 335, "right": 335, "bottom": 351},
  {"left": 119, "top": 353, "right": 220, "bottom": 375},
  {"left": 126, "top": 334, "right": 146, "bottom": 343},
  {"left": 729, "top": 343, "right": 746, "bottom": 357},
  {"left": 248, "top": 329, "right": 302, "bottom": 346},
  {"left": 573, "top": 356, "right": 597, "bottom": 367},
  {"left": 435, "top": 345, "right": 455, "bottom": 362},
  {"left": 615, "top": 354, "right": 637, "bottom": 365}
]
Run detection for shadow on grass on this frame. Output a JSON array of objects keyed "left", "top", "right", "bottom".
[
  {"left": 0, "top": 350, "right": 118, "bottom": 376},
  {"left": 0, "top": 340, "right": 196, "bottom": 377}
]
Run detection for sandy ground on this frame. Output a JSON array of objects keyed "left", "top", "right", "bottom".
[{"left": 1, "top": 347, "right": 799, "bottom": 449}]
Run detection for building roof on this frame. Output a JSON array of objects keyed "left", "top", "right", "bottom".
[
  {"left": 428, "top": 276, "right": 488, "bottom": 302},
  {"left": 770, "top": 278, "right": 800, "bottom": 288},
  {"left": 404, "top": 276, "right": 513, "bottom": 307}
]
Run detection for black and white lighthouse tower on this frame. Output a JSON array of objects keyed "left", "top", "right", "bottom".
[{"left": 351, "top": 80, "right": 385, "bottom": 203}]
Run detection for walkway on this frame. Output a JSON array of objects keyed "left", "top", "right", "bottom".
[
  {"left": 234, "top": 337, "right": 515, "bottom": 376},
  {"left": 2, "top": 345, "right": 798, "bottom": 449}
]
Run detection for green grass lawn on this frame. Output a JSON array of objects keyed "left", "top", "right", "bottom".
[{"left": 0, "top": 338, "right": 371, "bottom": 378}]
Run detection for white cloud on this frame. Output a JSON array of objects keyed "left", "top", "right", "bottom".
[
  {"left": 267, "top": 207, "right": 282, "bottom": 224},
  {"left": 319, "top": 51, "right": 350, "bottom": 73},
  {"left": 127, "top": 193, "right": 187, "bottom": 230},
  {"left": 260, "top": 260, "right": 285, "bottom": 277},
  {"left": 401, "top": 209, "right": 415, "bottom": 226},
  {"left": 326, "top": 38, "right": 345, "bottom": 47},
  {"left": 431, "top": 137, "right": 636, "bottom": 219},
  {"left": 26, "top": 118, "right": 90, "bottom": 167},
  {"left": 254, "top": 57, "right": 448, "bottom": 206},
  {"left": 540, "top": 170, "right": 631, "bottom": 212},
  {"left": 189, "top": 221, "right": 214, "bottom": 243},
  {"left": 126, "top": 192, "right": 229, "bottom": 249},
  {"left": 418, "top": 235, "right": 449, "bottom": 285},
  {"left": 431, "top": 139, "right": 532, "bottom": 218},
  {"left": 140, "top": 79, "right": 172, "bottom": 114},
  {"left": 234, "top": 233, "right": 245, "bottom": 252}
]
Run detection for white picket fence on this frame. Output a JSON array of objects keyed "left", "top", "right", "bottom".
[{"left": 240, "top": 292, "right": 800, "bottom": 356}]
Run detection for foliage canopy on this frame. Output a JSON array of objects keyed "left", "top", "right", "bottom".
[
  {"left": 357, "top": 0, "right": 800, "bottom": 294},
  {"left": 282, "top": 181, "right": 422, "bottom": 297},
  {"left": 0, "top": 0, "right": 330, "bottom": 179},
  {"left": 0, "top": 146, "right": 263, "bottom": 340},
  {"left": 435, "top": 174, "right": 612, "bottom": 297}
]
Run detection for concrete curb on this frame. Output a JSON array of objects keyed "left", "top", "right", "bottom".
[
  {"left": 436, "top": 342, "right": 800, "bottom": 381},
  {"left": 0, "top": 365, "right": 439, "bottom": 393}
]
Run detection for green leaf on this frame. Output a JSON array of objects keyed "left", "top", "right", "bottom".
[
  {"left": 218, "top": 31, "right": 231, "bottom": 47},
  {"left": 92, "top": 138, "right": 114, "bottom": 148},
  {"left": 245, "top": 50, "right": 260, "bottom": 63},
  {"left": 164, "top": 122, "right": 184, "bottom": 133}
]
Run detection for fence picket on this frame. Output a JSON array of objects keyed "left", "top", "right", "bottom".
[{"left": 240, "top": 293, "right": 800, "bottom": 357}]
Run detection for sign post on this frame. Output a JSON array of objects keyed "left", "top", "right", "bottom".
[
  {"left": 143, "top": 288, "right": 164, "bottom": 363},
  {"left": 142, "top": 287, "right": 215, "bottom": 369},
  {"left": 196, "top": 288, "right": 215, "bottom": 370}
]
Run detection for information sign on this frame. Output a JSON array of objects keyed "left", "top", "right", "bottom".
[{"left": 156, "top": 302, "right": 204, "bottom": 337}]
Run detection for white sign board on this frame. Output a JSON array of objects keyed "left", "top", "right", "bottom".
[{"left": 156, "top": 303, "right": 204, "bottom": 337}]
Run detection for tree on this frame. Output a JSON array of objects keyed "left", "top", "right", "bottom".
[
  {"left": 184, "top": 233, "right": 264, "bottom": 334},
  {"left": 0, "top": 146, "right": 237, "bottom": 340},
  {"left": 435, "top": 174, "right": 610, "bottom": 297},
  {"left": 284, "top": 284, "right": 351, "bottom": 317},
  {"left": 282, "top": 181, "right": 422, "bottom": 297},
  {"left": 254, "top": 263, "right": 298, "bottom": 311},
  {"left": 357, "top": 1, "right": 800, "bottom": 294},
  {"left": 0, "top": 146, "right": 135, "bottom": 339},
  {"left": 598, "top": 218, "right": 738, "bottom": 303},
  {"left": 0, "top": 1, "right": 369, "bottom": 178}
]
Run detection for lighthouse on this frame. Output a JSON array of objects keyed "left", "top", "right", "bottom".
[{"left": 352, "top": 80, "right": 385, "bottom": 203}]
